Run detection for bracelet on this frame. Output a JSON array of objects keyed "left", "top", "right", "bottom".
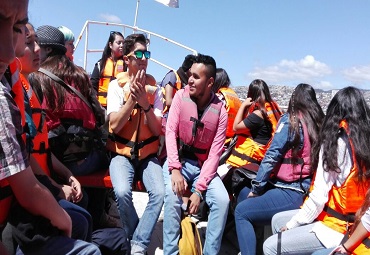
[
  {"left": 191, "top": 187, "right": 203, "bottom": 200},
  {"left": 342, "top": 244, "right": 351, "bottom": 253},
  {"left": 143, "top": 105, "right": 151, "bottom": 113}
]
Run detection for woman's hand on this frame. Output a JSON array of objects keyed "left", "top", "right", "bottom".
[{"left": 68, "top": 176, "right": 82, "bottom": 203}]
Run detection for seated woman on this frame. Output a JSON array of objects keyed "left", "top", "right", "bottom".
[
  {"left": 235, "top": 83, "right": 324, "bottom": 255},
  {"left": 218, "top": 79, "right": 281, "bottom": 195},
  {"left": 30, "top": 25, "right": 108, "bottom": 176},
  {"left": 263, "top": 86, "right": 370, "bottom": 255},
  {"left": 29, "top": 25, "right": 113, "bottom": 230}
]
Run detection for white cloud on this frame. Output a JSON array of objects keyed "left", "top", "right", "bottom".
[
  {"left": 342, "top": 65, "right": 370, "bottom": 84},
  {"left": 99, "top": 13, "right": 122, "bottom": 24},
  {"left": 316, "top": 81, "right": 333, "bottom": 89},
  {"left": 248, "top": 55, "right": 332, "bottom": 85}
]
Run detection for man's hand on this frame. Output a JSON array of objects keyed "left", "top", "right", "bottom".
[
  {"left": 130, "top": 69, "right": 150, "bottom": 109},
  {"left": 171, "top": 169, "right": 187, "bottom": 196},
  {"left": 188, "top": 193, "right": 201, "bottom": 215}
]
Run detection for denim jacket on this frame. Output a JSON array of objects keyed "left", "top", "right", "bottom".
[{"left": 251, "top": 113, "right": 312, "bottom": 195}]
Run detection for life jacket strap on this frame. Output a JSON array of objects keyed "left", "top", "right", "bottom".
[
  {"left": 108, "top": 133, "right": 159, "bottom": 160},
  {"left": 323, "top": 205, "right": 355, "bottom": 223},
  {"left": 230, "top": 148, "right": 262, "bottom": 165}
]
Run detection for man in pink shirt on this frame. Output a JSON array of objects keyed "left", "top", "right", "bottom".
[{"left": 162, "top": 54, "right": 230, "bottom": 255}]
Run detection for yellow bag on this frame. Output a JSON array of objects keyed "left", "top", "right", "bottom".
[{"left": 178, "top": 216, "right": 203, "bottom": 255}]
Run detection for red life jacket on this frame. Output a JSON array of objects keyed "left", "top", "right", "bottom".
[
  {"left": 177, "top": 86, "right": 223, "bottom": 165},
  {"left": 45, "top": 82, "right": 97, "bottom": 132}
]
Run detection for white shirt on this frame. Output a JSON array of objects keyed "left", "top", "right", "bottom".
[
  {"left": 106, "top": 79, "right": 163, "bottom": 118},
  {"left": 286, "top": 135, "right": 353, "bottom": 247}
]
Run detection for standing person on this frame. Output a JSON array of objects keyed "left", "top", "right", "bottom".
[
  {"left": 106, "top": 33, "right": 164, "bottom": 255},
  {"left": 0, "top": 1, "right": 100, "bottom": 254},
  {"left": 235, "top": 83, "right": 324, "bottom": 255},
  {"left": 58, "top": 25, "right": 75, "bottom": 61},
  {"left": 90, "top": 31, "right": 125, "bottom": 108},
  {"left": 212, "top": 68, "right": 242, "bottom": 146},
  {"left": 263, "top": 87, "right": 370, "bottom": 255},
  {"left": 162, "top": 54, "right": 230, "bottom": 255}
]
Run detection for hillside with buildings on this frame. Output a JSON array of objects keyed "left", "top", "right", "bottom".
[{"left": 233, "top": 85, "right": 370, "bottom": 112}]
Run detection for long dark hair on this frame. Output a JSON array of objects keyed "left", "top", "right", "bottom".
[
  {"left": 247, "top": 79, "right": 281, "bottom": 124},
  {"left": 212, "top": 68, "right": 231, "bottom": 93},
  {"left": 99, "top": 31, "right": 124, "bottom": 77},
  {"left": 288, "top": 83, "right": 324, "bottom": 169},
  {"left": 314, "top": 86, "right": 370, "bottom": 178},
  {"left": 30, "top": 55, "right": 91, "bottom": 112}
]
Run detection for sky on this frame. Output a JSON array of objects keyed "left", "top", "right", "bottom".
[{"left": 28, "top": 0, "right": 370, "bottom": 90}]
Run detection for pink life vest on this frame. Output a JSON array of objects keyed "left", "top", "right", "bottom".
[
  {"left": 178, "top": 86, "right": 223, "bottom": 165},
  {"left": 275, "top": 120, "right": 311, "bottom": 182}
]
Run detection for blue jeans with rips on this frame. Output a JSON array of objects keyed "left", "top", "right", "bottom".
[
  {"left": 109, "top": 154, "right": 165, "bottom": 254},
  {"left": 235, "top": 187, "right": 305, "bottom": 255},
  {"left": 162, "top": 158, "right": 230, "bottom": 255}
]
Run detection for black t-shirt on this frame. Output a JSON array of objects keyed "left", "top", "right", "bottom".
[{"left": 242, "top": 112, "right": 272, "bottom": 145}]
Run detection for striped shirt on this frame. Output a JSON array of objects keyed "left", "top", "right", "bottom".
[{"left": 0, "top": 75, "right": 29, "bottom": 181}]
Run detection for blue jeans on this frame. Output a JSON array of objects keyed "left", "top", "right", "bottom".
[
  {"left": 235, "top": 187, "right": 305, "bottom": 255},
  {"left": 59, "top": 199, "right": 93, "bottom": 242},
  {"left": 109, "top": 154, "right": 164, "bottom": 254},
  {"left": 162, "top": 159, "right": 229, "bottom": 255},
  {"left": 16, "top": 236, "right": 101, "bottom": 255},
  {"left": 263, "top": 210, "right": 326, "bottom": 255}
]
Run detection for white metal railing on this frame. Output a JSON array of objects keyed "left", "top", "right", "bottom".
[{"left": 74, "top": 20, "right": 197, "bottom": 71}]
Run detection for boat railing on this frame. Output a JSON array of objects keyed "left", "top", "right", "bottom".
[{"left": 74, "top": 20, "right": 197, "bottom": 71}]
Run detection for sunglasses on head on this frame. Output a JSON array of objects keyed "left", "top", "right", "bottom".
[{"left": 127, "top": 50, "right": 151, "bottom": 59}]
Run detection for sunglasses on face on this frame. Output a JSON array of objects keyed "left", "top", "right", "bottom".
[{"left": 127, "top": 50, "right": 151, "bottom": 59}]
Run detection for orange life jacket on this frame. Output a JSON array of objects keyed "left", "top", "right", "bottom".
[
  {"left": 317, "top": 121, "right": 370, "bottom": 237},
  {"left": 106, "top": 72, "right": 159, "bottom": 160},
  {"left": 98, "top": 58, "right": 125, "bottom": 107},
  {"left": 21, "top": 74, "right": 51, "bottom": 176},
  {"left": 227, "top": 101, "right": 281, "bottom": 168},
  {"left": 0, "top": 60, "right": 24, "bottom": 225},
  {"left": 218, "top": 87, "right": 241, "bottom": 139},
  {"left": 162, "top": 71, "right": 182, "bottom": 114}
]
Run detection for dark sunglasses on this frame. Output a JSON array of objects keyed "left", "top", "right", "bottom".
[{"left": 127, "top": 50, "right": 151, "bottom": 59}]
